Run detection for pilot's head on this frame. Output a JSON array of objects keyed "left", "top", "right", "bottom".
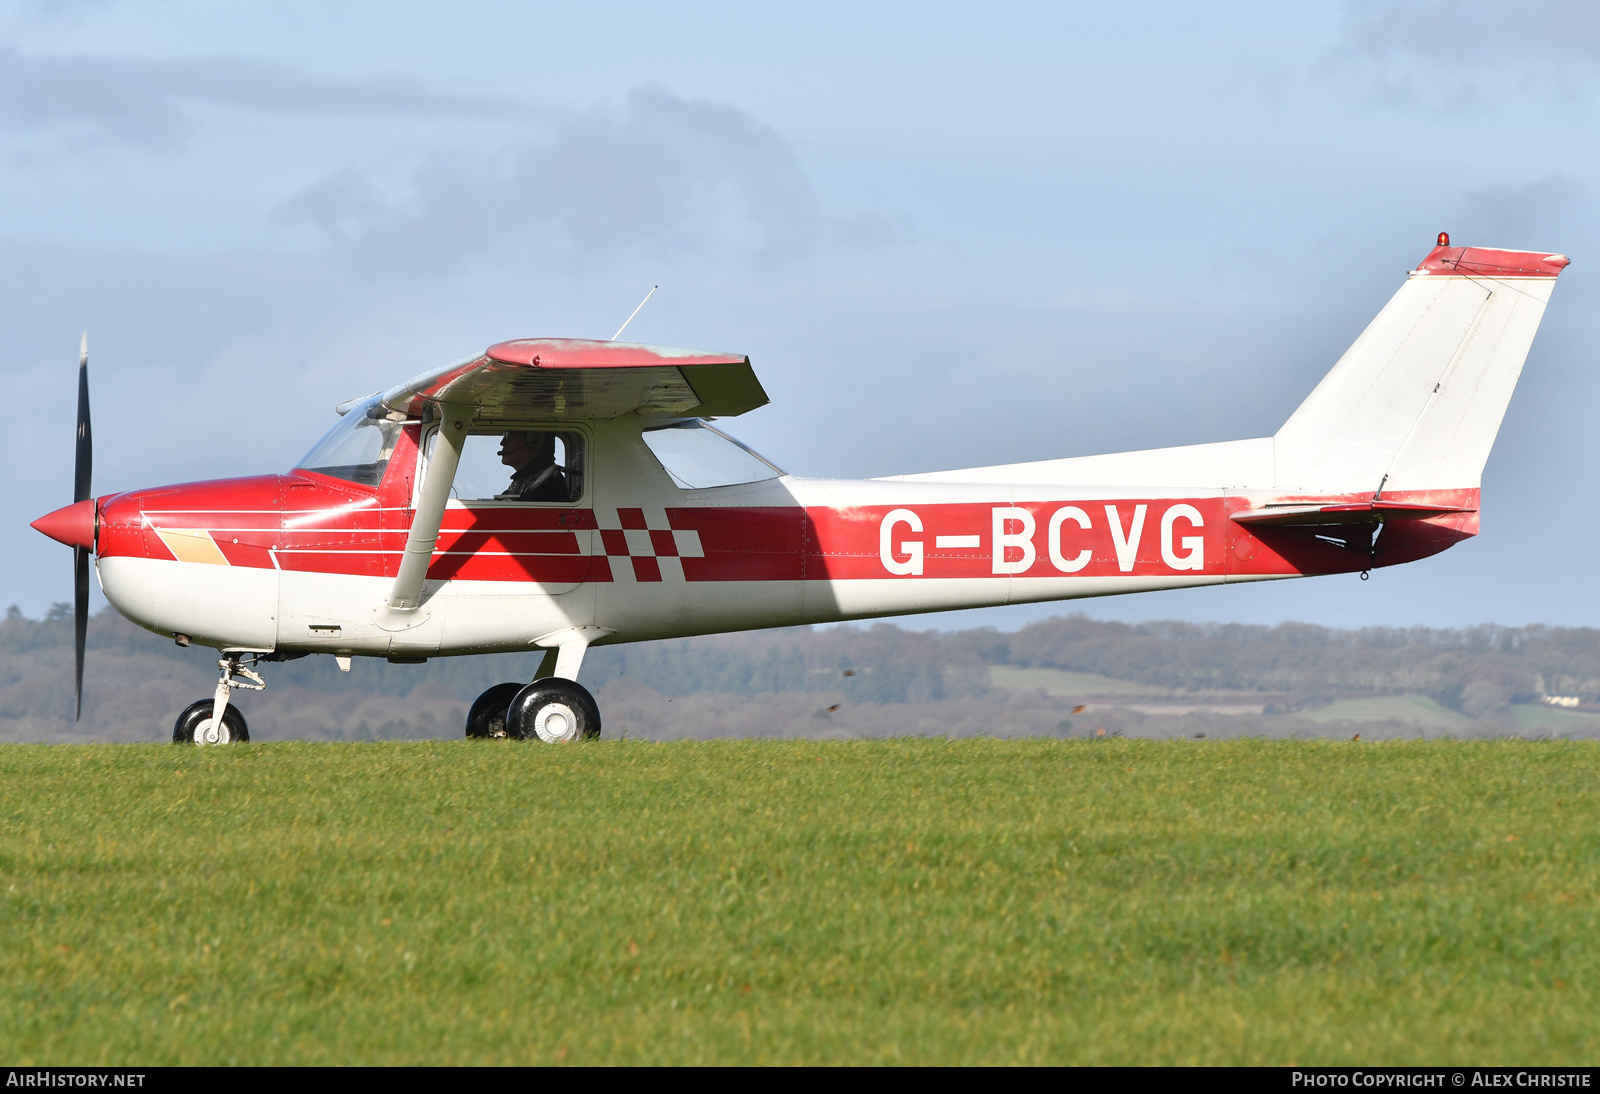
[{"left": 499, "top": 431, "right": 554, "bottom": 471}]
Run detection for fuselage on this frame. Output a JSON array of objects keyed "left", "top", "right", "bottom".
[
  {"left": 90, "top": 414, "right": 1477, "bottom": 659},
  {"left": 25, "top": 240, "right": 1563, "bottom": 746}
]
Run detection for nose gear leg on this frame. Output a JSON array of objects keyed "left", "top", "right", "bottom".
[{"left": 206, "top": 653, "right": 266, "bottom": 744}]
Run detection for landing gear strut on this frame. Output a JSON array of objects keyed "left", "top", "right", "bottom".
[{"left": 172, "top": 653, "right": 265, "bottom": 745}]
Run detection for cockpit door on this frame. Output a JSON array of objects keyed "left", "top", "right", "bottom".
[{"left": 413, "top": 424, "right": 595, "bottom": 596}]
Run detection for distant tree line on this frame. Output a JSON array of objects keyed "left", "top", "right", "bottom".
[{"left": 7, "top": 604, "right": 1597, "bottom": 718}]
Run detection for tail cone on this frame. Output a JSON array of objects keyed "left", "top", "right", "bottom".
[{"left": 31, "top": 498, "right": 96, "bottom": 551}]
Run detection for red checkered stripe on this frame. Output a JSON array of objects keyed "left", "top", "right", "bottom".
[{"left": 596, "top": 507, "right": 705, "bottom": 582}]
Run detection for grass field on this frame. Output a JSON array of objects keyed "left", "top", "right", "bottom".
[
  {"left": 1303, "top": 694, "right": 1471, "bottom": 729},
  {"left": 1510, "top": 704, "right": 1600, "bottom": 734},
  {"left": 2, "top": 740, "right": 1596, "bottom": 1065},
  {"left": 988, "top": 665, "right": 1169, "bottom": 696}
]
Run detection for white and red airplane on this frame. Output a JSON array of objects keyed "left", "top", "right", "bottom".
[{"left": 30, "top": 235, "right": 1569, "bottom": 744}]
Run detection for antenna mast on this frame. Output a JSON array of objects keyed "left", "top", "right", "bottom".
[{"left": 610, "top": 285, "right": 658, "bottom": 341}]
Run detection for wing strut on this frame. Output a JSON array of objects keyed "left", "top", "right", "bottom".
[{"left": 383, "top": 403, "right": 469, "bottom": 620}]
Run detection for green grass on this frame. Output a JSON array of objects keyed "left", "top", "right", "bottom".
[
  {"left": 988, "top": 665, "right": 1169, "bottom": 696},
  {"left": 2, "top": 740, "right": 1597, "bottom": 1065},
  {"left": 1510, "top": 703, "right": 1600, "bottom": 733},
  {"left": 1302, "top": 694, "right": 1470, "bottom": 729}
]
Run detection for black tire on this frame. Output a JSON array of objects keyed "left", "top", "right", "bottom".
[
  {"left": 172, "top": 699, "right": 250, "bottom": 745},
  {"left": 507, "top": 678, "right": 601, "bottom": 743},
  {"left": 465, "top": 682, "right": 525, "bottom": 739}
]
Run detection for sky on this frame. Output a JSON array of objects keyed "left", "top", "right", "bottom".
[{"left": 2, "top": 0, "right": 1597, "bottom": 633}]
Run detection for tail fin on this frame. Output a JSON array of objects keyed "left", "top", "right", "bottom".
[{"left": 1273, "top": 240, "right": 1569, "bottom": 494}]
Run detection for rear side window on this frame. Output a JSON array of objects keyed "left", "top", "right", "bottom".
[{"left": 642, "top": 421, "right": 782, "bottom": 489}]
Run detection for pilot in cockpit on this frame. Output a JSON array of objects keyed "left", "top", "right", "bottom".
[{"left": 496, "top": 431, "right": 568, "bottom": 502}]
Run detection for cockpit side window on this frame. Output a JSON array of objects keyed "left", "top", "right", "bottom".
[
  {"left": 426, "top": 428, "right": 587, "bottom": 504},
  {"left": 295, "top": 396, "right": 405, "bottom": 487}
]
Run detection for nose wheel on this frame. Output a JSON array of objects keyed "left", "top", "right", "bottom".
[
  {"left": 172, "top": 652, "right": 265, "bottom": 745},
  {"left": 173, "top": 699, "right": 250, "bottom": 744}
]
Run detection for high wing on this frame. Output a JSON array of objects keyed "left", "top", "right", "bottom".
[
  {"left": 380, "top": 338, "right": 768, "bottom": 421},
  {"left": 374, "top": 337, "right": 765, "bottom": 630}
]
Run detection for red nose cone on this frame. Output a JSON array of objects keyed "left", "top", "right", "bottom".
[{"left": 31, "top": 498, "right": 96, "bottom": 551}]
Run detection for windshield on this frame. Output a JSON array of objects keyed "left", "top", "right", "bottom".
[
  {"left": 641, "top": 421, "right": 783, "bottom": 489},
  {"left": 295, "top": 396, "right": 405, "bottom": 486}
]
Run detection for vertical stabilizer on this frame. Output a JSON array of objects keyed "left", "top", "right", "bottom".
[{"left": 1274, "top": 242, "right": 1568, "bottom": 494}]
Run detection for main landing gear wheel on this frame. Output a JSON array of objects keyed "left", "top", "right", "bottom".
[
  {"left": 465, "top": 682, "right": 525, "bottom": 739},
  {"left": 172, "top": 699, "right": 250, "bottom": 745},
  {"left": 507, "top": 678, "right": 602, "bottom": 743}
]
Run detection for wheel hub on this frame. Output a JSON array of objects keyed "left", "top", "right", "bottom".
[
  {"left": 533, "top": 702, "right": 579, "bottom": 743},
  {"left": 196, "top": 718, "right": 229, "bottom": 745}
]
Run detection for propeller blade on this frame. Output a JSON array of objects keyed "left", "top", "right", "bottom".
[
  {"left": 73, "top": 332, "right": 90, "bottom": 722},
  {"left": 74, "top": 545, "right": 88, "bottom": 722},
  {"left": 74, "top": 332, "right": 91, "bottom": 503}
]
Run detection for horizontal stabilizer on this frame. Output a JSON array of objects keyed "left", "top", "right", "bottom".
[{"left": 1230, "top": 500, "right": 1476, "bottom": 527}]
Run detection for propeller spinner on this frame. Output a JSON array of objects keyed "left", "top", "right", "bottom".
[{"left": 29, "top": 334, "right": 94, "bottom": 720}]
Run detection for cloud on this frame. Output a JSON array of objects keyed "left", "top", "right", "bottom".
[
  {"left": 273, "top": 168, "right": 394, "bottom": 242},
  {"left": 1340, "top": 0, "right": 1600, "bottom": 62},
  {"left": 1330, "top": 1, "right": 1600, "bottom": 109},
  {"left": 1454, "top": 174, "right": 1588, "bottom": 247},
  {"left": 0, "top": 48, "right": 525, "bottom": 150},
  {"left": 277, "top": 85, "right": 885, "bottom": 270}
]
